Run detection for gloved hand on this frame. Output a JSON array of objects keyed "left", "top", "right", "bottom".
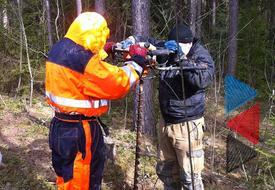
[
  {"left": 128, "top": 44, "right": 149, "bottom": 69},
  {"left": 104, "top": 41, "right": 116, "bottom": 55},
  {"left": 164, "top": 40, "right": 183, "bottom": 56},
  {"left": 120, "top": 36, "right": 136, "bottom": 49},
  {"left": 124, "top": 45, "right": 149, "bottom": 77},
  {"left": 129, "top": 44, "right": 148, "bottom": 58},
  {"left": 129, "top": 55, "right": 148, "bottom": 70}
]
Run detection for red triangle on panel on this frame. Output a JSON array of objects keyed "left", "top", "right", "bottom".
[{"left": 226, "top": 103, "right": 260, "bottom": 144}]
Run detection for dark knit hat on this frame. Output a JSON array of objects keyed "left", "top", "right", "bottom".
[{"left": 168, "top": 24, "right": 193, "bottom": 43}]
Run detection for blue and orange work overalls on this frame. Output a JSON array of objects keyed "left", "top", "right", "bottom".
[{"left": 45, "top": 12, "right": 142, "bottom": 190}]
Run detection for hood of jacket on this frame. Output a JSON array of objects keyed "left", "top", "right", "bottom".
[{"left": 65, "top": 12, "right": 110, "bottom": 60}]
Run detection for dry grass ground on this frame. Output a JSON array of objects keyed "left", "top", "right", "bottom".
[{"left": 0, "top": 96, "right": 274, "bottom": 190}]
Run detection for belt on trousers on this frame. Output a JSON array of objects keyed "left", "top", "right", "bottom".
[
  {"left": 54, "top": 113, "right": 110, "bottom": 136},
  {"left": 54, "top": 112, "right": 97, "bottom": 121}
]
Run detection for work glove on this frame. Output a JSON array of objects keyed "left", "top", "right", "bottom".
[
  {"left": 120, "top": 36, "right": 136, "bottom": 49},
  {"left": 104, "top": 41, "right": 116, "bottom": 55},
  {"left": 128, "top": 44, "right": 148, "bottom": 69},
  {"left": 164, "top": 40, "right": 184, "bottom": 56},
  {"left": 124, "top": 44, "right": 149, "bottom": 77},
  {"left": 129, "top": 44, "right": 148, "bottom": 58}
]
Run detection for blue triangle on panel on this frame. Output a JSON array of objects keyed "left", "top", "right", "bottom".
[{"left": 224, "top": 75, "right": 257, "bottom": 115}]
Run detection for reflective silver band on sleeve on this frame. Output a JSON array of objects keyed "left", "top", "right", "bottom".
[
  {"left": 124, "top": 61, "right": 143, "bottom": 75},
  {"left": 121, "top": 65, "right": 138, "bottom": 87}
]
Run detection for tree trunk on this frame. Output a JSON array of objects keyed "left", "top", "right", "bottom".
[
  {"left": 132, "top": 0, "right": 155, "bottom": 136},
  {"left": 211, "top": 0, "right": 216, "bottom": 28},
  {"left": 76, "top": 0, "right": 82, "bottom": 16},
  {"left": 1, "top": 0, "right": 8, "bottom": 54},
  {"left": 17, "top": 0, "right": 33, "bottom": 106},
  {"left": 2, "top": 2, "right": 8, "bottom": 30},
  {"left": 270, "top": 0, "right": 275, "bottom": 88},
  {"left": 196, "top": 0, "right": 202, "bottom": 38},
  {"left": 83, "top": 0, "right": 91, "bottom": 10},
  {"left": 16, "top": 16, "right": 23, "bottom": 95},
  {"left": 60, "top": 0, "right": 66, "bottom": 35},
  {"left": 95, "top": 0, "right": 105, "bottom": 15},
  {"left": 188, "top": 0, "right": 202, "bottom": 38},
  {"left": 227, "top": 0, "right": 238, "bottom": 75},
  {"left": 188, "top": 0, "right": 197, "bottom": 36},
  {"left": 171, "top": 0, "right": 184, "bottom": 24},
  {"left": 132, "top": 0, "right": 150, "bottom": 36},
  {"left": 44, "top": 0, "right": 53, "bottom": 47},
  {"left": 54, "top": 0, "right": 60, "bottom": 40},
  {"left": 270, "top": 0, "right": 275, "bottom": 39}
]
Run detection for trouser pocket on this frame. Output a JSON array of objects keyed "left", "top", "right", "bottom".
[{"left": 191, "top": 118, "right": 204, "bottom": 145}]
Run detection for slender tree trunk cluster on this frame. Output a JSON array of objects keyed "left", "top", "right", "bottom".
[{"left": 2, "top": 0, "right": 271, "bottom": 137}]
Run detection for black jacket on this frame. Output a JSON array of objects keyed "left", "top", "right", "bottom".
[{"left": 158, "top": 39, "right": 215, "bottom": 124}]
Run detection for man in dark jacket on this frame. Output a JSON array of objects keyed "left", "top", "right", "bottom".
[{"left": 156, "top": 24, "right": 215, "bottom": 190}]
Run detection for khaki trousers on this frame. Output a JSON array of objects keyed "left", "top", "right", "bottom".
[{"left": 156, "top": 117, "right": 205, "bottom": 190}]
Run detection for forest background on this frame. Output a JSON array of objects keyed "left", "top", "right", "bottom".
[{"left": 0, "top": 0, "right": 274, "bottom": 189}]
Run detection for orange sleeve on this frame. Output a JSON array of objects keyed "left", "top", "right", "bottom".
[{"left": 82, "top": 55, "right": 140, "bottom": 99}]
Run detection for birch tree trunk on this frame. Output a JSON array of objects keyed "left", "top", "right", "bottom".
[
  {"left": 1, "top": 0, "right": 9, "bottom": 54},
  {"left": 2, "top": 1, "right": 9, "bottom": 30},
  {"left": 132, "top": 0, "right": 155, "bottom": 136},
  {"left": 95, "top": 0, "right": 105, "bottom": 15},
  {"left": 17, "top": 0, "right": 33, "bottom": 106},
  {"left": 227, "top": 0, "right": 238, "bottom": 75},
  {"left": 60, "top": 0, "right": 65, "bottom": 35},
  {"left": 44, "top": 0, "right": 53, "bottom": 47},
  {"left": 16, "top": 19, "right": 23, "bottom": 95},
  {"left": 54, "top": 0, "right": 60, "bottom": 41}
]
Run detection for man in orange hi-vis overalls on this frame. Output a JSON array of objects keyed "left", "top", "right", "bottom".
[{"left": 45, "top": 12, "right": 148, "bottom": 190}]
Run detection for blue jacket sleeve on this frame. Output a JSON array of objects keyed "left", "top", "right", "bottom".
[{"left": 182, "top": 44, "right": 215, "bottom": 90}]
